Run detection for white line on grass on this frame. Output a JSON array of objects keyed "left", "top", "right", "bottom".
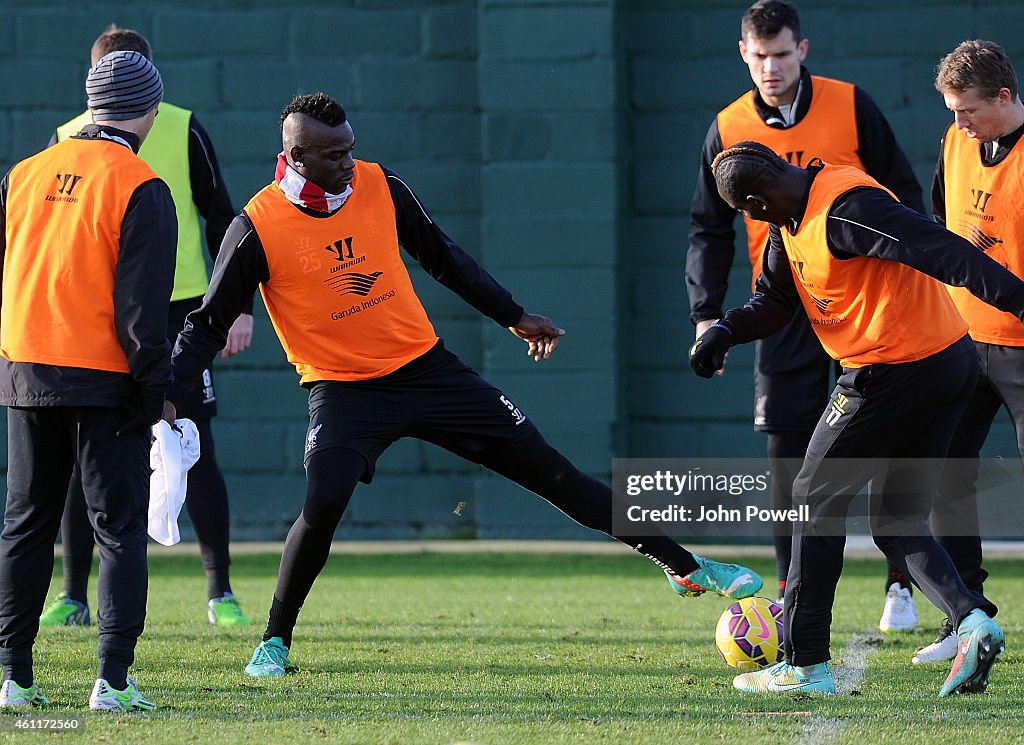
[{"left": 797, "top": 630, "right": 883, "bottom": 745}]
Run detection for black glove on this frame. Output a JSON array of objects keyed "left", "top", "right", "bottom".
[
  {"left": 116, "top": 389, "right": 166, "bottom": 437},
  {"left": 689, "top": 323, "right": 733, "bottom": 379}
]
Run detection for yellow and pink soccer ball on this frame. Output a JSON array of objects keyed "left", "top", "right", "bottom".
[{"left": 715, "top": 596, "right": 785, "bottom": 670}]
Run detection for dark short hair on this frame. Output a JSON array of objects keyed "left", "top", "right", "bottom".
[
  {"left": 935, "top": 40, "right": 1018, "bottom": 101},
  {"left": 711, "top": 141, "right": 789, "bottom": 207},
  {"left": 280, "top": 92, "right": 347, "bottom": 130},
  {"left": 741, "top": 0, "right": 801, "bottom": 42},
  {"left": 93, "top": 24, "right": 152, "bottom": 61}
]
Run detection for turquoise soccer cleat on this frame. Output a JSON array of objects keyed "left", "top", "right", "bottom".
[
  {"left": 733, "top": 660, "right": 837, "bottom": 695},
  {"left": 666, "top": 555, "right": 763, "bottom": 599},
  {"left": 244, "top": 637, "right": 294, "bottom": 677},
  {"left": 939, "top": 609, "right": 1005, "bottom": 697}
]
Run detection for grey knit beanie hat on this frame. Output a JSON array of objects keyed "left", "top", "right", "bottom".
[{"left": 86, "top": 50, "right": 163, "bottom": 121}]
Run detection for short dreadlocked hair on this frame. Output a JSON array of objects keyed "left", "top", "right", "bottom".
[
  {"left": 935, "top": 40, "right": 1018, "bottom": 101},
  {"left": 711, "top": 141, "right": 788, "bottom": 207},
  {"left": 280, "top": 92, "right": 347, "bottom": 130}
]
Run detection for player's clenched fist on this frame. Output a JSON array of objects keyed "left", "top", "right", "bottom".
[{"left": 689, "top": 323, "right": 733, "bottom": 379}]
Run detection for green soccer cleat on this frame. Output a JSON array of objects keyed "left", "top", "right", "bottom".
[
  {"left": 208, "top": 593, "right": 252, "bottom": 627},
  {"left": 39, "top": 592, "right": 91, "bottom": 627},
  {"left": 0, "top": 680, "right": 49, "bottom": 708},
  {"left": 88, "top": 677, "right": 156, "bottom": 712},
  {"left": 939, "top": 609, "right": 1005, "bottom": 697},
  {"left": 666, "top": 555, "right": 763, "bottom": 599},
  {"left": 244, "top": 637, "right": 294, "bottom": 677},
  {"left": 733, "top": 661, "right": 837, "bottom": 695}
]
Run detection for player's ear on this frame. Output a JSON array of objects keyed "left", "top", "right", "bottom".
[
  {"left": 746, "top": 195, "right": 769, "bottom": 214},
  {"left": 797, "top": 38, "right": 809, "bottom": 62}
]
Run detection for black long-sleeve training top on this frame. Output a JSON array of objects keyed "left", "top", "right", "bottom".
[
  {"left": 168, "top": 167, "right": 525, "bottom": 407},
  {"left": 721, "top": 166, "right": 1024, "bottom": 347}
]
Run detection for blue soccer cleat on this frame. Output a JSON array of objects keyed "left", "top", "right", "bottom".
[
  {"left": 939, "top": 609, "right": 1004, "bottom": 697},
  {"left": 666, "top": 555, "right": 763, "bottom": 599}
]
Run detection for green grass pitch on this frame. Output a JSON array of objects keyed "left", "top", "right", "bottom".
[{"left": 6, "top": 551, "right": 1023, "bottom": 744}]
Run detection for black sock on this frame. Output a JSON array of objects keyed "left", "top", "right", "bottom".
[
  {"left": 61, "top": 485, "right": 95, "bottom": 605},
  {"left": 265, "top": 596, "right": 302, "bottom": 648},
  {"left": 3, "top": 665, "right": 34, "bottom": 689},
  {"left": 97, "top": 661, "right": 128, "bottom": 691},
  {"left": 97, "top": 634, "right": 135, "bottom": 691},
  {"left": 207, "top": 569, "right": 232, "bottom": 601},
  {"left": 625, "top": 535, "right": 699, "bottom": 577},
  {"left": 62, "top": 556, "right": 92, "bottom": 605},
  {"left": 886, "top": 569, "right": 912, "bottom": 594},
  {"left": 475, "top": 432, "right": 700, "bottom": 577},
  {"left": 773, "top": 534, "right": 792, "bottom": 586}
]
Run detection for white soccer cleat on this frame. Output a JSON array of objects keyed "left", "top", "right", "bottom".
[
  {"left": 89, "top": 677, "right": 156, "bottom": 712},
  {"left": 0, "top": 679, "right": 48, "bottom": 708},
  {"left": 913, "top": 620, "right": 958, "bottom": 664},
  {"left": 879, "top": 586, "right": 917, "bottom": 632}
]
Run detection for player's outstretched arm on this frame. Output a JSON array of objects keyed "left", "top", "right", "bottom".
[{"left": 508, "top": 312, "right": 566, "bottom": 362}]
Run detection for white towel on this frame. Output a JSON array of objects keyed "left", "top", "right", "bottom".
[{"left": 148, "top": 418, "right": 201, "bottom": 546}]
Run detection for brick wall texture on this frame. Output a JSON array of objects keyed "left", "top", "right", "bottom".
[{"left": 1, "top": 0, "right": 1021, "bottom": 540}]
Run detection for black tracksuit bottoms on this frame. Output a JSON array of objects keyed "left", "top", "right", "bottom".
[
  {"left": 783, "top": 336, "right": 997, "bottom": 666},
  {"left": 0, "top": 406, "right": 149, "bottom": 675},
  {"left": 934, "top": 341, "right": 1024, "bottom": 595}
]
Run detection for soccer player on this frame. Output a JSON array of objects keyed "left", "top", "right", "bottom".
[
  {"left": 40, "top": 25, "right": 252, "bottom": 628},
  {"left": 0, "top": 51, "right": 173, "bottom": 711},
  {"left": 686, "top": 0, "right": 923, "bottom": 631},
  {"left": 166, "top": 92, "right": 764, "bottom": 676},
  {"left": 690, "top": 141, "right": 1019, "bottom": 696},
  {"left": 913, "top": 40, "right": 1024, "bottom": 664}
]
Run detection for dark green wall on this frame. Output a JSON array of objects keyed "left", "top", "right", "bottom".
[
  {"left": 623, "top": 0, "right": 1024, "bottom": 465},
  {"left": 1, "top": 1, "right": 1021, "bottom": 540}
]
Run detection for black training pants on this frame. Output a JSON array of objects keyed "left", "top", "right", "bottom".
[
  {"left": 265, "top": 349, "right": 705, "bottom": 642},
  {"left": 61, "top": 417, "right": 230, "bottom": 588},
  {"left": 758, "top": 307, "right": 909, "bottom": 588},
  {"left": 783, "top": 337, "right": 996, "bottom": 666},
  {"left": 934, "top": 342, "right": 1024, "bottom": 595},
  {"left": 0, "top": 406, "right": 149, "bottom": 673}
]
